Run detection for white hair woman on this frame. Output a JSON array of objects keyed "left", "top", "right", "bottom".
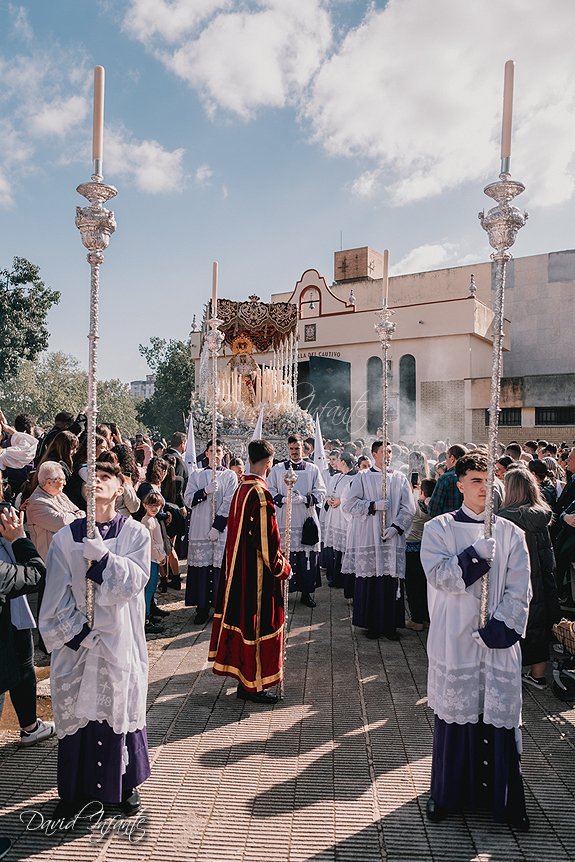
[{"left": 25, "top": 462, "right": 85, "bottom": 561}]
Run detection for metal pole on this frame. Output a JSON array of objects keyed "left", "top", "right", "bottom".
[
  {"left": 280, "top": 464, "right": 297, "bottom": 699},
  {"left": 478, "top": 177, "right": 527, "bottom": 627},
  {"left": 75, "top": 179, "right": 117, "bottom": 627}
]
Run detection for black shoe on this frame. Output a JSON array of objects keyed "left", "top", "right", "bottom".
[
  {"left": 383, "top": 630, "right": 400, "bottom": 641},
  {"left": 167, "top": 577, "right": 182, "bottom": 590},
  {"left": 426, "top": 797, "right": 448, "bottom": 823},
  {"left": 145, "top": 620, "right": 164, "bottom": 635},
  {"left": 151, "top": 605, "right": 170, "bottom": 618},
  {"left": 301, "top": 592, "right": 317, "bottom": 608},
  {"left": 194, "top": 608, "right": 209, "bottom": 625},
  {"left": 508, "top": 812, "right": 530, "bottom": 832},
  {"left": 159, "top": 578, "right": 168, "bottom": 594},
  {"left": 365, "top": 629, "right": 379, "bottom": 639},
  {"left": 236, "top": 685, "right": 279, "bottom": 704},
  {"left": 0, "top": 837, "right": 10, "bottom": 861},
  {"left": 120, "top": 788, "right": 141, "bottom": 817}
]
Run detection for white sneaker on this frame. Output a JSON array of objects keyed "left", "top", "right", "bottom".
[
  {"left": 19, "top": 719, "right": 56, "bottom": 747},
  {"left": 522, "top": 672, "right": 547, "bottom": 691}
]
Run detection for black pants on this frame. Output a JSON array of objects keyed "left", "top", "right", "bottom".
[
  {"left": 405, "top": 550, "right": 430, "bottom": 624},
  {"left": 7, "top": 628, "right": 37, "bottom": 728}
]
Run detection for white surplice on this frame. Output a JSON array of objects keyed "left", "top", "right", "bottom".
[
  {"left": 183, "top": 467, "right": 238, "bottom": 568},
  {"left": 421, "top": 508, "right": 531, "bottom": 729},
  {"left": 39, "top": 518, "right": 150, "bottom": 739},
  {"left": 341, "top": 468, "right": 415, "bottom": 578},
  {"left": 267, "top": 461, "right": 326, "bottom": 555}
]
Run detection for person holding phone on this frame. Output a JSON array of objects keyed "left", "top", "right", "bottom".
[{"left": 0, "top": 489, "right": 55, "bottom": 748}]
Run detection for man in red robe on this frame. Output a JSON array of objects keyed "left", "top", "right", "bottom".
[{"left": 209, "top": 439, "right": 291, "bottom": 703}]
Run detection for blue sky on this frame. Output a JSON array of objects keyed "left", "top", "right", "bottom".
[{"left": 1, "top": 0, "right": 575, "bottom": 383}]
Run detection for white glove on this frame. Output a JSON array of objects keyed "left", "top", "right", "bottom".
[
  {"left": 207, "top": 527, "right": 220, "bottom": 542},
  {"left": 381, "top": 526, "right": 397, "bottom": 541},
  {"left": 82, "top": 533, "right": 108, "bottom": 562},
  {"left": 374, "top": 499, "right": 390, "bottom": 512},
  {"left": 292, "top": 491, "right": 307, "bottom": 505},
  {"left": 205, "top": 480, "right": 219, "bottom": 495},
  {"left": 472, "top": 537, "right": 496, "bottom": 561}
]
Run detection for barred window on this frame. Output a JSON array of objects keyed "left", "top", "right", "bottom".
[
  {"left": 535, "top": 407, "right": 575, "bottom": 426},
  {"left": 484, "top": 408, "right": 522, "bottom": 426}
]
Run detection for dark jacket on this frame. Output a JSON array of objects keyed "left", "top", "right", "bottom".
[
  {"left": 0, "top": 537, "right": 46, "bottom": 693},
  {"left": 163, "top": 448, "right": 189, "bottom": 486},
  {"left": 498, "top": 504, "right": 560, "bottom": 665}
]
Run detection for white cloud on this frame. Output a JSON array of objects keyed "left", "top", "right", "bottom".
[
  {"left": 125, "top": 0, "right": 332, "bottom": 119},
  {"left": 8, "top": 5, "right": 33, "bottom": 41},
  {"left": 0, "top": 168, "right": 14, "bottom": 208},
  {"left": 392, "top": 243, "right": 458, "bottom": 275},
  {"left": 106, "top": 128, "right": 186, "bottom": 194},
  {"left": 303, "top": 0, "right": 575, "bottom": 207},
  {"left": 123, "top": 0, "right": 230, "bottom": 44},
  {"left": 29, "top": 95, "right": 89, "bottom": 137},
  {"left": 195, "top": 163, "right": 213, "bottom": 185},
  {"left": 350, "top": 169, "right": 382, "bottom": 199}
]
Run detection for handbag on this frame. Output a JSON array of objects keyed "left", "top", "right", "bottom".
[{"left": 301, "top": 516, "right": 319, "bottom": 546}]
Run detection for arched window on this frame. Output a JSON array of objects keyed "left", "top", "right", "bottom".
[
  {"left": 399, "top": 354, "right": 416, "bottom": 437},
  {"left": 367, "top": 356, "right": 383, "bottom": 435},
  {"left": 299, "top": 286, "right": 321, "bottom": 319}
]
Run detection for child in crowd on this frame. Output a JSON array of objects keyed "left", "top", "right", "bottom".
[{"left": 141, "top": 491, "right": 168, "bottom": 634}]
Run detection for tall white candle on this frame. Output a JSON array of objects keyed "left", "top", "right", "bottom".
[
  {"left": 212, "top": 261, "right": 218, "bottom": 318},
  {"left": 92, "top": 66, "right": 105, "bottom": 166},
  {"left": 383, "top": 248, "right": 389, "bottom": 307},
  {"left": 501, "top": 60, "right": 515, "bottom": 161}
]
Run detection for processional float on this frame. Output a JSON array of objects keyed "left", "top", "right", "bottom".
[
  {"left": 75, "top": 67, "right": 117, "bottom": 626},
  {"left": 198, "top": 282, "right": 307, "bottom": 699},
  {"left": 478, "top": 60, "right": 528, "bottom": 627}
]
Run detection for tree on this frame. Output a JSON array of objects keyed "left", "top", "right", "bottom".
[
  {"left": 137, "top": 338, "right": 194, "bottom": 439},
  {"left": 0, "top": 257, "right": 60, "bottom": 381},
  {"left": 0, "top": 352, "right": 141, "bottom": 437}
]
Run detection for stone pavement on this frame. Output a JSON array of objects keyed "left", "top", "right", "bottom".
[{"left": 1, "top": 586, "right": 574, "bottom": 862}]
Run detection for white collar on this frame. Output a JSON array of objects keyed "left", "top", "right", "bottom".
[{"left": 461, "top": 503, "right": 485, "bottom": 522}]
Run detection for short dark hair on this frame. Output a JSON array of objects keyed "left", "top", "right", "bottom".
[
  {"left": 525, "top": 440, "right": 537, "bottom": 450},
  {"left": 497, "top": 456, "right": 513, "bottom": 469},
  {"left": 14, "top": 414, "right": 34, "bottom": 433},
  {"left": 304, "top": 437, "right": 314, "bottom": 447},
  {"left": 170, "top": 432, "right": 186, "bottom": 448},
  {"left": 447, "top": 444, "right": 467, "bottom": 461},
  {"left": 339, "top": 452, "right": 357, "bottom": 469},
  {"left": 248, "top": 439, "right": 275, "bottom": 464},
  {"left": 544, "top": 443, "right": 557, "bottom": 456},
  {"left": 506, "top": 443, "right": 522, "bottom": 459},
  {"left": 371, "top": 440, "right": 384, "bottom": 455},
  {"left": 54, "top": 411, "right": 74, "bottom": 426},
  {"left": 287, "top": 435, "right": 302, "bottom": 445},
  {"left": 95, "top": 461, "right": 123, "bottom": 481},
  {"left": 229, "top": 456, "right": 244, "bottom": 468},
  {"left": 455, "top": 453, "right": 488, "bottom": 477},
  {"left": 421, "top": 478, "right": 436, "bottom": 498},
  {"left": 206, "top": 438, "right": 223, "bottom": 450}
]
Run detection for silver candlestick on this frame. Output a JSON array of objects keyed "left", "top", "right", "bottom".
[
  {"left": 478, "top": 174, "right": 527, "bottom": 627},
  {"left": 374, "top": 304, "right": 396, "bottom": 533},
  {"left": 75, "top": 175, "right": 117, "bottom": 627}
]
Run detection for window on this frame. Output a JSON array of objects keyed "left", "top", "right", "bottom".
[
  {"left": 484, "top": 408, "right": 522, "bottom": 426},
  {"left": 535, "top": 407, "right": 575, "bottom": 425},
  {"left": 399, "top": 354, "right": 416, "bottom": 436},
  {"left": 367, "top": 356, "right": 383, "bottom": 434}
]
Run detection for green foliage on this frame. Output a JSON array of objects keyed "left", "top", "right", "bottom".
[
  {"left": 137, "top": 338, "right": 194, "bottom": 439},
  {"left": 0, "top": 352, "right": 141, "bottom": 437},
  {"left": 0, "top": 257, "right": 60, "bottom": 381}
]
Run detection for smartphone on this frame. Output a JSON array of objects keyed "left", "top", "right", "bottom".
[
  {"left": 135, "top": 434, "right": 143, "bottom": 444},
  {"left": 410, "top": 471, "right": 419, "bottom": 487},
  {"left": 0, "top": 501, "right": 13, "bottom": 510}
]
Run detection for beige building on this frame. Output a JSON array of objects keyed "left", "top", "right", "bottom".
[{"left": 191, "top": 246, "right": 575, "bottom": 444}]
